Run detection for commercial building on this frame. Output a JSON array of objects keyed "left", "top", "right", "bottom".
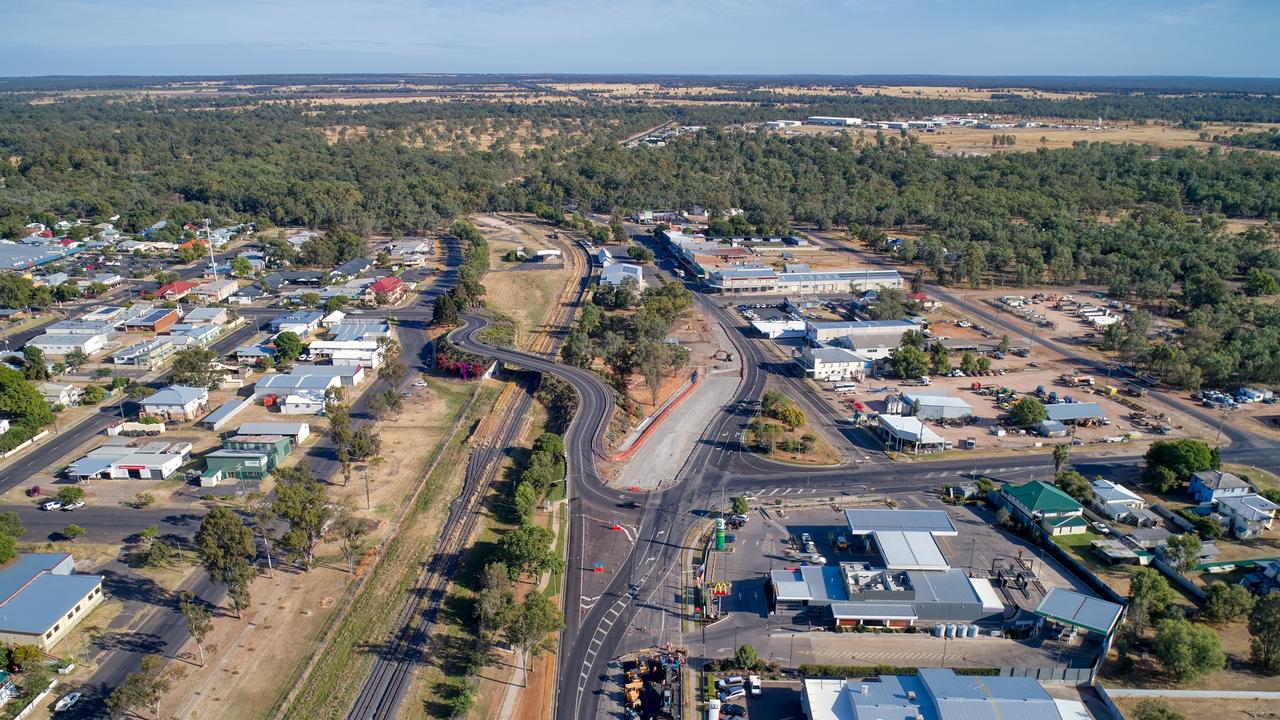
[
  {"left": 307, "top": 340, "right": 384, "bottom": 368},
  {"left": 124, "top": 308, "right": 180, "bottom": 333},
  {"left": 797, "top": 346, "right": 873, "bottom": 382},
  {"left": 328, "top": 321, "right": 390, "bottom": 343},
  {"left": 140, "top": 385, "right": 210, "bottom": 422},
  {"left": 876, "top": 414, "right": 947, "bottom": 453},
  {"left": 772, "top": 510, "right": 1001, "bottom": 628},
  {"left": 1043, "top": 402, "right": 1107, "bottom": 425},
  {"left": 234, "top": 422, "right": 310, "bottom": 444},
  {"left": 199, "top": 397, "right": 254, "bottom": 431},
  {"left": 1189, "top": 470, "right": 1253, "bottom": 504},
  {"left": 805, "top": 116, "right": 862, "bottom": 126},
  {"left": 800, "top": 669, "right": 1083, "bottom": 720},
  {"left": 26, "top": 332, "right": 107, "bottom": 356},
  {"left": 288, "top": 363, "right": 366, "bottom": 387},
  {"left": 997, "top": 481, "right": 1088, "bottom": 536},
  {"left": 45, "top": 319, "right": 118, "bottom": 337},
  {"left": 0, "top": 553, "right": 104, "bottom": 651},
  {"left": 111, "top": 337, "right": 176, "bottom": 367},
  {"left": 190, "top": 279, "right": 238, "bottom": 303},
  {"left": 183, "top": 307, "right": 230, "bottom": 326},
  {"left": 253, "top": 372, "right": 341, "bottom": 399},
  {"left": 705, "top": 265, "right": 902, "bottom": 296},
  {"left": 600, "top": 263, "right": 647, "bottom": 289},
  {"left": 893, "top": 393, "right": 974, "bottom": 421},
  {"left": 65, "top": 440, "right": 192, "bottom": 480},
  {"left": 806, "top": 319, "right": 915, "bottom": 351}
]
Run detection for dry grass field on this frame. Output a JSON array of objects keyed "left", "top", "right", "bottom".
[
  {"left": 1113, "top": 697, "right": 1280, "bottom": 720},
  {"left": 856, "top": 84, "right": 1100, "bottom": 101}
]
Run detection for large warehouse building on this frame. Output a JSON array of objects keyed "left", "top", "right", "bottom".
[
  {"left": 801, "top": 668, "right": 1087, "bottom": 720},
  {"left": 770, "top": 509, "right": 1003, "bottom": 627}
]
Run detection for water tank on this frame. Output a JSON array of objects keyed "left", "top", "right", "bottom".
[
  {"left": 946, "top": 623, "right": 956, "bottom": 638},
  {"left": 934, "top": 623, "right": 944, "bottom": 637},
  {"left": 968, "top": 624, "right": 979, "bottom": 638}
]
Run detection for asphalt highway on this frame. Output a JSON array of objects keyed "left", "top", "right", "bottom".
[{"left": 450, "top": 234, "right": 1280, "bottom": 720}]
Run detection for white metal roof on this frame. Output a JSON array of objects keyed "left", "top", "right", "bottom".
[
  {"left": 871, "top": 531, "right": 950, "bottom": 571},
  {"left": 1034, "top": 587, "right": 1123, "bottom": 635},
  {"left": 844, "top": 508, "right": 958, "bottom": 536},
  {"left": 877, "top": 414, "right": 946, "bottom": 444}
]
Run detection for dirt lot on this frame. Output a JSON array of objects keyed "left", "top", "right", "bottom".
[
  {"left": 1113, "top": 696, "right": 1280, "bottom": 720},
  {"left": 474, "top": 215, "right": 575, "bottom": 352}
]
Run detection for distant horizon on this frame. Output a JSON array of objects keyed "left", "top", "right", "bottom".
[
  {"left": 7, "top": 1, "right": 1279, "bottom": 78},
  {"left": 3, "top": 72, "right": 1280, "bottom": 95}
]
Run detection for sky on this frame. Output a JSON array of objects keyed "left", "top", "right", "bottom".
[{"left": 4, "top": 0, "right": 1279, "bottom": 78}]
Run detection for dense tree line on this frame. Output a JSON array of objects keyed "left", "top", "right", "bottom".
[{"left": 1211, "top": 128, "right": 1280, "bottom": 150}]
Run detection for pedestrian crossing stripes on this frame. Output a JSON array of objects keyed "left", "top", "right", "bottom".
[{"left": 808, "top": 649, "right": 946, "bottom": 661}]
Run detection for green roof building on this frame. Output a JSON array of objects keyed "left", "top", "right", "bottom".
[{"left": 998, "top": 480, "right": 1086, "bottom": 536}]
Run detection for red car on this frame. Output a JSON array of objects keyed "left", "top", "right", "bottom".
[{"left": 25, "top": 486, "right": 40, "bottom": 497}]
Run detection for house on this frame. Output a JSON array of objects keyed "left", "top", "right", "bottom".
[
  {"left": 140, "top": 385, "right": 210, "bottom": 422},
  {"left": 152, "top": 280, "right": 199, "bottom": 301},
  {"left": 799, "top": 669, "right": 1076, "bottom": 720},
  {"left": 37, "top": 382, "right": 81, "bottom": 408},
  {"left": 183, "top": 307, "right": 230, "bottom": 326},
  {"left": 269, "top": 310, "right": 324, "bottom": 336},
  {"left": 65, "top": 440, "right": 191, "bottom": 481},
  {"left": 253, "top": 373, "right": 341, "bottom": 399},
  {"left": 111, "top": 338, "right": 175, "bottom": 368},
  {"left": 365, "top": 276, "right": 407, "bottom": 303},
  {"left": 1217, "top": 495, "right": 1279, "bottom": 539},
  {"left": 234, "top": 344, "right": 275, "bottom": 362},
  {"left": 1090, "top": 479, "right": 1146, "bottom": 521},
  {"left": 330, "top": 257, "right": 372, "bottom": 281},
  {"left": 260, "top": 271, "right": 324, "bottom": 293},
  {"left": 123, "top": 308, "right": 180, "bottom": 333},
  {"left": 190, "top": 279, "right": 238, "bottom": 303},
  {"left": 1189, "top": 470, "right": 1254, "bottom": 504},
  {"left": 600, "top": 263, "right": 647, "bottom": 289},
  {"left": 595, "top": 248, "right": 614, "bottom": 266},
  {"left": 797, "top": 346, "right": 872, "bottom": 382},
  {"left": 998, "top": 480, "right": 1088, "bottom": 536},
  {"left": 893, "top": 393, "right": 973, "bottom": 421},
  {"left": 27, "top": 332, "right": 107, "bottom": 356},
  {"left": 0, "top": 553, "right": 104, "bottom": 651},
  {"left": 228, "top": 285, "right": 269, "bottom": 305},
  {"left": 234, "top": 422, "right": 310, "bottom": 444},
  {"left": 280, "top": 390, "right": 327, "bottom": 415}
]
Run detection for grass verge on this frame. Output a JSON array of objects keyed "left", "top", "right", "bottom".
[{"left": 279, "top": 380, "right": 497, "bottom": 720}]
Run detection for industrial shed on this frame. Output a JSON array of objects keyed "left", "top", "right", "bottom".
[{"left": 897, "top": 392, "right": 973, "bottom": 420}]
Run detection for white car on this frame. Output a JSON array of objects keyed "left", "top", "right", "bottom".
[
  {"left": 41, "top": 499, "right": 63, "bottom": 511},
  {"left": 719, "top": 687, "right": 747, "bottom": 702},
  {"left": 54, "top": 691, "right": 81, "bottom": 712},
  {"left": 749, "top": 675, "right": 762, "bottom": 696},
  {"left": 61, "top": 500, "right": 86, "bottom": 511},
  {"left": 716, "top": 676, "right": 745, "bottom": 690}
]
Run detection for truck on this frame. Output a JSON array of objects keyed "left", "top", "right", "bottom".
[{"left": 1061, "top": 374, "right": 1095, "bottom": 387}]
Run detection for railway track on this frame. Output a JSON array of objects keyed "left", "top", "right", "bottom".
[{"left": 345, "top": 220, "right": 593, "bottom": 719}]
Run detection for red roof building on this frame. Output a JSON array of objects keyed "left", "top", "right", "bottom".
[
  {"left": 365, "top": 276, "right": 406, "bottom": 303},
  {"left": 153, "top": 280, "right": 199, "bottom": 300}
]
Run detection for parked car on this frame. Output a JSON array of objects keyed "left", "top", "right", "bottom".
[
  {"left": 1092, "top": 522, "right": 1110, "bottom": 534},
  {"left": 749, "top": 675, "right": 762, "bottom": 696},
  {"left": 799, "top": 532, "right": 813, "bottom": 545},
  {"left": 719, "top": 687, "right": 746, "bottom": 702},
  {"left": 25, "top": 486, "right": 40, "bottom": 497},
  {"left": 62, "top": 500, "right": 86, "bottom": 511},
  {"left": 722, "top": 704, "right": 746, "bottom": 717},
  {"left": 716, "top": 676, "right": 745, "bottom": 690},
  {"left": 41, "top": 499, "right": 64, "bottom": 511},
  {"left": 54, "top": 691, "right": 81, "bottom": 712}
]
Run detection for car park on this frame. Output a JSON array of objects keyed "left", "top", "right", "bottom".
[
  {"left": 716, "top": 676, "right": 745, "bottom": 690},
  {"left": 41, "top": 499, "right": 63, "bottom": 511}
]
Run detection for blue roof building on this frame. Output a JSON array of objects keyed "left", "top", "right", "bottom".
[
  {"left": 801, "top": 668, "right": 1075, "bottom": 720},
  {"left": 0, "top": 554, "right": 104, "bottom": 650}
]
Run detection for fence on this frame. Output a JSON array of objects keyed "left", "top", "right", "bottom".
[
  {"left": 1, "top": 430, "right": 50, "bottom": 459},
  {"left": 1001, "top": 666, "right": 1095, "bottom": 685}
]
